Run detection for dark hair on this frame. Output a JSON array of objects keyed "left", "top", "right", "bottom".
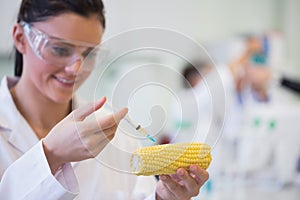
[
  {"left": 182, "top": 63, "right": 201, "bottom": 88},
  {"left": 15, "top": 0, "right": 106, "bottom": 76},
  {"left": 182, "top": 62, "right": 209, "bottom": 88},
  {"left": 182, "top": 64, "right": 200, "bottom": 81}
]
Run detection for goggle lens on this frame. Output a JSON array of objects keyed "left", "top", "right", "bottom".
[{"left": 21, "top": 21, "right": 101, "bottom": 70}]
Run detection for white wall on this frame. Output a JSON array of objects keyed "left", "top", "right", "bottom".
[
  {"left": 0, "top": 0, "right": 299, "bottom": 77},
  {"left": 0, "top": 57, "right": 13, "bottom": 78},
  {"left": 283, "top": 0, "right": 300, "bottom": 73},
  {"left": 103, "top": 0, "right": 278, "bottom": 43},
  {"left": 0, "top": 0, "right": 20, "bottom": 55}
]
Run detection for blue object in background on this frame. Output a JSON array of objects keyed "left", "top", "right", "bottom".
[{"left": 251, "top": 35, "right": 269, "bottom": 65}]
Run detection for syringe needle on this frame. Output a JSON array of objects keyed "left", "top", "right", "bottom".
[
  {"left": 106, "top": 101, "right": 156, "bottom": 143},
  {"left": 124, "top": 116, "right": 156, "bottom": 143}
]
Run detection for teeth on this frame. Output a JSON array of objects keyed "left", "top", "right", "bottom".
[{"left": 56, "top": 77, "right": 75, "bottom": 84}]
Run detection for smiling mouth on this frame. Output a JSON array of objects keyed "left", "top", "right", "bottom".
[{"left": 54, "top": 76, "right": 76, "bottom": 85}]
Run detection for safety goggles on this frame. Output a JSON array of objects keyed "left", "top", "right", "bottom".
[{"left": 20, "top": 21, "right": 101, "bottom": 70}]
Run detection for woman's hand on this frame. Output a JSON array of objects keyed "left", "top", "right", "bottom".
[
  {"left": 155, "top": 165, "right": 209, "bottom": 200},
  {"left": 43, "top": 97, "right": 128, "bottom": 174}
]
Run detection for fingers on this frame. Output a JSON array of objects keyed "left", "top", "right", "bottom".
[
  {"left": 85, "top": 128, "right": 116, "bottom": 157},
  {"left": 159, "top": 175, "right": 183, "bottom": 199},
  {"left": 189, "top": 165, "right": 209, "bottom": 186},
  {"left": 96, "top": 107, "right": 128, "bottom": 130},
  {"left": 158, "top": 166, "right": 209, "bottom": 199},
  {"left": 82, "top": 109, "right": 128, "bottom": 157},
  {"left": 95, "top": 124, "right": 118, "bottom": 141},
  {"left": 74, "top": 101, "right": 128, "bottom": 139},
  {"left": 177, "top": 168, "right": 198, "bottom": 193},
  {"left": 72, "top": 97, "right": 107, "bottom": 121},
  {"left": 173, "top": 168, "right": 200, "bottom": 197},
  {"left": 75, "top": 106, "right": 128, "bottom": 143},
  {"left": 113, "top": 107, "right": 128, "bottom": 123}
]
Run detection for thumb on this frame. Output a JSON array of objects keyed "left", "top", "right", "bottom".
[
  {"left": 113, "top": 107, "right": 129, "bottom": 124},
  {"left": 96, "top": 107, "right": 128, "bottom": 130},
  {"left": 72, "top": 97, "right": 107, "bottom": 121}
]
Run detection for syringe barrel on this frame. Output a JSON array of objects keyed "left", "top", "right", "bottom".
[{"left": 124, "top": 115, "right": 139, "bottom": 129}]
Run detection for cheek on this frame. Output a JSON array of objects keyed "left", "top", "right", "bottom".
[
  {"left": 74, "top": 70, "right": 92, "bottom": 90},
  {"left": 23, "top": 54, "right": 52, "bottom": 76},
  {"left": 23, "top": 45, "right": 45, "bottom": 72},
  {"left": 23, "top": 43, "right": 57, "bottom": 72},
  {"left": 22, "top": 53, "right": 57, "bottom": 92}
]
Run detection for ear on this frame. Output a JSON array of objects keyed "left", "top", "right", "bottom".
[{"left": 12, "top": 23, "right": 26, "bottom": 54}]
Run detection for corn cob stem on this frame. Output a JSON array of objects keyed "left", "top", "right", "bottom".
[{"left": 130, "top": 142, "right": 212, "bottom": 176}]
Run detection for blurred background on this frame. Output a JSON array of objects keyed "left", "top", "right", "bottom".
[{"left": 1, "top": 0, "right": 299, "bottom": 199}]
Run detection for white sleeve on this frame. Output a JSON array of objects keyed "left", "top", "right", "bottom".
[
  {"left": 144, "top": 193, "right": 156, "bottom": 200},
  {"left": 0, "top": 140, "right": 79, "bottom": 200},
  {"left": 132, "top": 175, "right": 157, "bottom": 200},
  {"left": 216, "top": 64, "right": 236, "bottom": 94}
]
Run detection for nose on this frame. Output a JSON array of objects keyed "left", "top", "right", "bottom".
[{"left": 64, "top": 58, "right": 83, "bottom": 75}]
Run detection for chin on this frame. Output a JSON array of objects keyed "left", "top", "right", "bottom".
[{"left": 50, "top": 92, "right": 73, "bottom": 105}]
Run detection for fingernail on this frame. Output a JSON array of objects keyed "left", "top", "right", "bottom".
[
  {"left": 96, "top": 96, "right": 106, "bottom": 105},
  {"left": 178, "top": 169, "right": 185, "bottom": 176}
]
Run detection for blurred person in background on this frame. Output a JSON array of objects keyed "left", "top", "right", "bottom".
[
  {"left": 162, "top": 34, "right": 274, "bottom": 183},
  {"left": 228, "top": 34, "right": 271, "bottom": 103},
  {"left": 162, "top": 61, "right": 213, "bottom": 145},
  {"left": 227, "top": 34, "right": 300, "bottom": 185}
]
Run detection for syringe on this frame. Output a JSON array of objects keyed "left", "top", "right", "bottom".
[
  {"left": 107, "top": 101, "right": 156, "bottom": 143},
  {"left": 123, "top": 115, "right": 156, "bottom": 143}
]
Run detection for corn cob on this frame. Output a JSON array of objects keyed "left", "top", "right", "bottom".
[{"left": 130, "top": 142, "right": 212, "bottom": 176}]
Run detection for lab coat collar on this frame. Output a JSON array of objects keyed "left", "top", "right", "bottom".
[
  {"left": 0, "top": 76, "right": 40, "bottom": 153},
  {"left": 0, "top": 76, "right": 83, "bottom": 154},
  {"left": 0, "top": 76, "right": 83, "bottom": 153}
]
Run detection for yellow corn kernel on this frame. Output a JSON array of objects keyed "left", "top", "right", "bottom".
[{"left": 130, "top": 142, "right": 212, "bottom": 176}]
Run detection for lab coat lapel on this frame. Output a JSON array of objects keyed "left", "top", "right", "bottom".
[
  {"left": 0, "top": 76, "right": 39, "bottom": 154},
  {"left": 0, "top": 76, "right": 88, "bottom": 155},
  {"left": 7, "top": 125, "right": 39, "bottom": 154}
]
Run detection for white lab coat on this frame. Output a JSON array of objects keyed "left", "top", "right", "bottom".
[
  {"left": 211, "top": 66, "right": 300, "bottom": 183},
  {"left": 167, "top": 64, "right": 237, "bottom": 144},
  {"left": 0, "top": 76, "right": 157, "bottom": 200},
  {"left": 168, "top": 80, "right": 213, "bottom": 144},
  {"left": 235, "top": 85, "right": 300, "bottom": 183}
]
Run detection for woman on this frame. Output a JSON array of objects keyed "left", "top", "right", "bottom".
[{"left": 0, "top": 0, "right": 208, "bottom": 199}]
